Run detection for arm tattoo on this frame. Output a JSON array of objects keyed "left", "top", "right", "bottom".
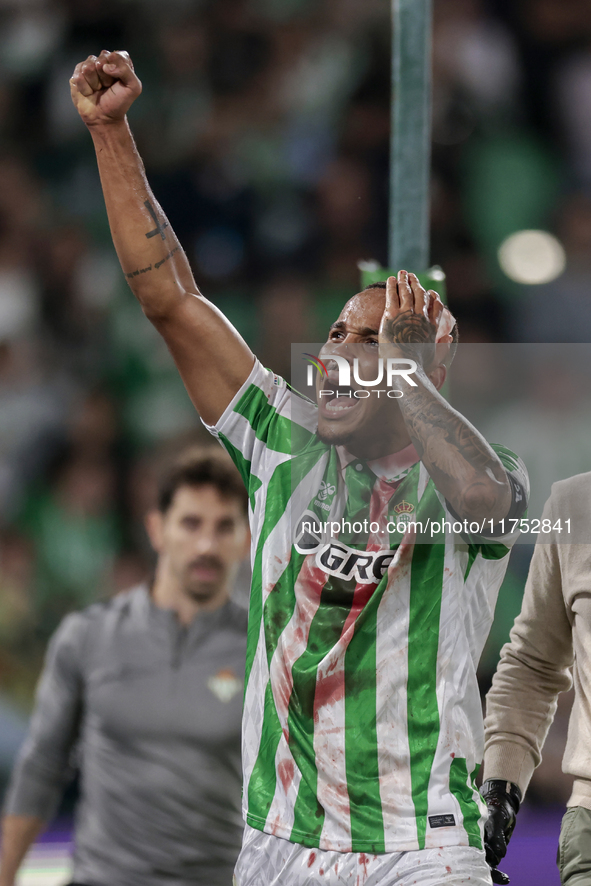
[
  {"left": 126, "top": 263, "right": 152, "bottom": 279},
  {"left": 154, "top": 246, "right": 180, "bottom": 269},
  {"left": 384, "top": 314, "right": 510, "bottom": 517},
  {"left": 399, "top": 381, "right": 509, "bottom": 517},
  {"left": 144, "top": 200, "right": 169, "bottom": 240},
  {"left": 125, "top": 246, "right": 180, "bottom": 279},
  {"left": 403, "top": 392, "right": 494, "bottom": 470}
]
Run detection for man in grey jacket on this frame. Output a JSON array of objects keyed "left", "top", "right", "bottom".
[
  {"left": 0, "top": 447, "right": 250, "bottom": 886},
  {"left": 482, "top": 474, "right": 591, "bottom": 885}
]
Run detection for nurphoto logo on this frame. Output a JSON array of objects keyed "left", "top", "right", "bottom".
[
  {"left": 303, "top": 353, "right": 417, "bottom": 399},
  {"left": 303, "top": 353, "right": 417, "bottom": 400}
]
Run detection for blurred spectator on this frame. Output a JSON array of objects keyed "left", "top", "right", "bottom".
[
  {"left": 0, "top": 531, "right": 39, "bottom": 706},
  {"left": 19, "top": 453, "right": 121, "bottom": 634},
  {"left": 0, "top": 339, "right": 75, "bottom": 517}
]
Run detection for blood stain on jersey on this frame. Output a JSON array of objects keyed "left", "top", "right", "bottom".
[{"left": 277, "top": 759, "right": 295, "bottom": 793}]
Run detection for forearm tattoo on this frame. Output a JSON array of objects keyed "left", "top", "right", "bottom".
[
  {"left": 125, "top": 246, "right": 180, "bottom": 279},
  {"left": 144, "top": 200, "right": 169, "bottom": 240},
  {"left": 399, "top": 381, "right": 508, "bottom": 516}
]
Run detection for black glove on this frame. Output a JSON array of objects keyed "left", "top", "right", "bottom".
[{"left": 481, "top": 779, "right": 522, "bottom": 885}]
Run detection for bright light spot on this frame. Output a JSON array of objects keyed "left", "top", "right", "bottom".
[
  {"left": 428, "top": 265, "right": 446, "bottom": 282},
  {"left": 498, "top": 230, "right": 566, "bottom": 285}
]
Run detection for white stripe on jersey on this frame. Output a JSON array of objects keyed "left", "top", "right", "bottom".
[
  {"left": 315, "top": 645, "right": 352, "bottom": 852},
  {"left": 425, "top": 531, "right": 476, "bottom": 848},
  {"left": 265, "top": 734, "right": 303, "bottom": 838}
]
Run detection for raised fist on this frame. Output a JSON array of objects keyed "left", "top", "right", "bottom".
[{"left": 70, "top": 50, "right": 142, "bottom": 127}]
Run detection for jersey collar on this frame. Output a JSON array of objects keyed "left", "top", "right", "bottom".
[{"left": 336, "top": 443, "right": 420, "bottom": 483}]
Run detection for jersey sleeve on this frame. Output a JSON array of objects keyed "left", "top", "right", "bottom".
[
  {"left": 483, "top": 443, "right": 530, "bottom": 545},
  {"left": 203, "top": 359, "right": 317, "bottom": 490},
  {"left": 3, "top": 612, "right": 87, "bottom": 821},
  {"left": 445, "top": 443, "right": 529, "bottom": 548},
  {"left": 493, "top": 443, "right": 529, "bottom": 517}
]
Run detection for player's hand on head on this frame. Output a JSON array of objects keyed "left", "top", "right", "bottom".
[
  {"left": 379, "top": 270, "right": 444, "bottom": 369},
  {"left": 70, "top": 50, "right": 142, "bottom": 126}
]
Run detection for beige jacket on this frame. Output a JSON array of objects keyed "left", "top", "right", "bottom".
[{"left": 483, "top": 472, "right": 591, "bottom": 809}]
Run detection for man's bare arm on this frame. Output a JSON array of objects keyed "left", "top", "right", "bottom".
[
  {"left": 70, "top": 50, "right": 254, "bottom": 426},
  {"left": 0, "top": 816, "right": 45, "bottom": 886},
  {"left": 381, "top": 272, "right": 512, "bottom": 523}
]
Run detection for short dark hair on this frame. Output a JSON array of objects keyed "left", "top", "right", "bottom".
[
  {"left": 157, "top": 447, "right": 248, "bottom": 515},
  {"left": 362, "top": 280, "right": 459, "bottom": 358}
]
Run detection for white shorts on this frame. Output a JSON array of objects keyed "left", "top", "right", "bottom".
[{"left": 233, "top": 824, "right": 492, "bottom": 886}]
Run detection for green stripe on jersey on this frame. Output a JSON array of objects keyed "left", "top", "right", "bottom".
[
  {"left": 345, "top": 586, "right": 386, "bottom": 852},
  {"left": 245, "top": 551, "right": 304, "bottom": 826},
  {"left": 243, "top": 459, "right": 290, "bottom": 690},
  {"left": 218, "top": 433, "right": 260, "bottom": 510},
  {"left": 236, "top": 382, "right": 314, "bottom": 454},
  {"left": 449, "top": 758, "right": 483, "bottom": 849},
  {"left": 236, "top": 383, "right": 291, "bottom": 453},
  {"left": 407, "top": 541, "right": 446, "bottom": 849},
  {"left": 246, "top": 680, "right": 283, "bottom": 823}
]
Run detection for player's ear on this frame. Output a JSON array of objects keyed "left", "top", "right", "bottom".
[
  {"left": 145, "top": 509, "right": 165, "bottom": 554},
  {"left": 428, "top": 363, "right": 447, "bottom": 391}
]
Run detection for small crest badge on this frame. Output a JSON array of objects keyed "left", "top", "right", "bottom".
[
  {"left": 391, "top": 500, "right": 415, "bottom": 528},
  {"left": 207, "top": 668, "right": 242, "bottom": 703}
]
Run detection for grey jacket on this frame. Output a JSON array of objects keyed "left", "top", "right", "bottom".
[{"left": 4, "top": 585, "right": 248, "bottom": 886}]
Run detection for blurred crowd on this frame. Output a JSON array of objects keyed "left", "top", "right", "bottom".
[{"left": 1, "top": 0, "right": 591, "bottom": 804}]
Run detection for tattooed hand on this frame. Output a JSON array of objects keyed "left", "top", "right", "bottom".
[
  {"left": 70, "top": 50, "right": 142, "bottom": 127},
  {"left": 379, "top": 271, "right": 454, "bottom": 371},
  {"left": 380, "top": 272, "right": 512, "bottom": 522}
]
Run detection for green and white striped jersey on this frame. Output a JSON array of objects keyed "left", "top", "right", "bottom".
[{"left": 206, "top": 360, "right": 528, "bottom": 855}]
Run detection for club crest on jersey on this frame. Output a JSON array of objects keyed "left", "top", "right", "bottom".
[
  {"left": 390, "top": 500, "right": 414, "bottom": 529},
  {"left": 294, "top": 511, "right": 397, "bottom": 585},
  {"left": 207, "top": 668, "right": 242, "bottom": 703}
]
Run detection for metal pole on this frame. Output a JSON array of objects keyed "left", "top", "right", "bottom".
[{"left": 390, "top": 0, "right": 433, "bottom": 271}]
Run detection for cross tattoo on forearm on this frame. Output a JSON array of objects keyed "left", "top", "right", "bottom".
[{"left": 144, "top": 200, "right": 169, "bottom": 240}]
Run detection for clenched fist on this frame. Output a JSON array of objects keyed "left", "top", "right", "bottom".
[{"left": 70, "top": 50, "right": 141, "bottom": 127}]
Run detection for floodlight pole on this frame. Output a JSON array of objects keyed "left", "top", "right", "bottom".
[{"left": 389, "top": 0, "right": 433, "bottom": 271}]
